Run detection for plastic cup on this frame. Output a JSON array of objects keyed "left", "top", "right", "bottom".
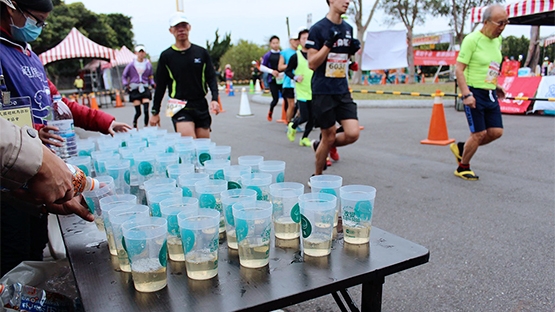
[
  {"left": 209, "top": 145, "right": 231, "bottom": 161},
  {"left": 156, "top": 153, "right": 179, "bottom": 177},
  {"left": 258, "top": 160, "right": 286, "bottom": 183},
  {"left": 220, "top": 189, "right": 257, "bottom": 249},
  {"left": 122, "top": 217, "right": 168, "bottom": 292},
  {"left": 123, "top": 137, "right": 147, "bottom": 149},
  {"left": 178, "top": 173, "right": 209, "bottom": 198},
  {"left": 82, "top": 175, "right": 116, "bottom": 232},
  {"left": 76, "top": 140, "right": 95, "bottom": 157},
  {"left": 66, "top": 156, "right": 93, "bottom": 177},
  {"left": 232, "top": 201, "right": 273, "bottom": 268},
  {"left": 106, "top": 159, "right": 131, "bottom": 195},
  {"left": 223, "top": 165, "right": 251, "bottom": 190},
  {"left": 147, "top": 187, "right": 182, "bottom": 217},
  {"left": 174, "top": 142, "right": 196, "bottom": 165},
  {"left": 309, "top": 175, "right": 343, "bottom": 227},
  {"left": 142, "top": 177, "right": 176, "bottom": 205},
  {"left": 298, "top": 193, "right": 337, "bottom": 257},
  {"left": 166, "top": 163, "right": 195, "bottom": 180},
  {"left": 204, "top": 159, "right": 231, "bottom": 180},
  {"left": 133, "top": 153, "right": 156, "bottom": 187},
  {"left": 194, "top": 138, "right": 212, "bottom": 168},
  {"left": 178, "top": 209, "right": 220, "bottom": 280},
  {"left": 108, "top": 205, "right": 150, "bottom": 272},
  {"left": 269, "top": 182, "right": 304, "bottom": 240},
  {"left": 195, "top": 179, "right": 228, "bottom": 234},
  {"left": 238, "top": 155, "right": 264, "bottom": 173},
  {"left": 339, "top": 185, "right": 376, "bottom": 245},
  {"left": 99, "top": 194, "right": 138, "bottom": 250},
  {"left": 91, "top": 151, "right": 117, "bottom": 176},
  {"left": 240, "top": 173, "right": 273, "bottom": 201},
  {"left": 97, "top": 137, "right": 122, "bottom": 153},
  {"left": 160, "top": 197, "right": 199, "bottom": 261}
]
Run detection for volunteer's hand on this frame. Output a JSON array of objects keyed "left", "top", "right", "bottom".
[
  {"left": 210, "top": 100, "right": 221, "bottom": 115},
  {"left": 39, "top": 126, "right": 63, "bottom": 147},
  {"left": 45, "top": 196, "right": 94, "bottom": 222},
  {"left": 149, "top": 114, "right": 160, "bottom": 127},
  {"left": 108, "top": 121, "right": 132, "bottom": 136}
]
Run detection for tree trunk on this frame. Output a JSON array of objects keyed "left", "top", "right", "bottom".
[
  {"left": 524, "top": 26, "right": 541, "bottom": 71},
  {"left": 351, "top": 30, "right": 365, "bottom": 85},
  {"left": 407, "top": 28, "right": 415, "bottom": 84}
]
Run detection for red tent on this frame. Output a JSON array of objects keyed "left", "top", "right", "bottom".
[
  {"left": 38, "top": 28, "right": 115, "bottom": 65},
  {"left": 471, "top": 0, "right": 555, "bottom": 25},
  {"left": 111, "top": 45, "right": 136, "bottom": 67}
]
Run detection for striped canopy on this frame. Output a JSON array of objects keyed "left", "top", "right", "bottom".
[
  {"left": 38, "top": 28, "right": 116, "bottom": 65},
  {"left": 545, "top": 35, "right": 555, "bottom": 46},
  {"left": 111, "top": 45, "right": 136, "bottom": 66},
  {"left": 471, "top": 0, "right": 555, "bottom": 25}
]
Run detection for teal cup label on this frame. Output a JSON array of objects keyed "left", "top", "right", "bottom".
[
  {"left": 300, "top": 214, "right": 312, "bottom": 238},
  {"left": 199, "top": 194, "right": 216, "bottom": 208},
  {"left": 158, "top": 240, "right": 167, "bottom": 267},
  {"left": 182, "top": 187, "right": 193, "bottom": 197},
  {"left": 290, "top": 203, "right": 300, "bottom": 223},
  {"left": 168, "top": 215, "right": 179, "bottom": 236},
  {"left": 235, "top": 219, "right": 249, "bottom": 242},
  {"left": 181, "top": 229, "right": 195, "bottom": 253},
  {"left": 354, "top": 200, "right": 373, "bottom": 221},
  {"left": 198, "top": 152, "right": 211, "bottom": 165},
  {"left": 77, "top": 165, "right": 89, "bottom": 176},
  {"left": 138, "top": 161, "right": 153, "bottom": 176},
  {"left": 225, "top": 205, "right": 235, "bottom": 226},
  {"left": 276, "top": 172, "right": 284, "bottom": 183},
  {"left": 227, "top": 181, "right": 241, "bottom": 190},
  {"left": 214, "top": 169, "right": 225, "bottom": 180}
]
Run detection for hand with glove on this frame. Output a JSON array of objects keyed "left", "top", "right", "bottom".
[
  {"left": 349, "top": 61, "right": 359, "bottom": 71},
  {"left": 324, "top": 26, "right": 342, "bottom": 48},
  {"left": 349, "top": 39, "right": 361, "bottom": 55}
]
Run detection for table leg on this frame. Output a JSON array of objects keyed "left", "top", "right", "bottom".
[
  {"left": 361, "top": 276, "right": 385, "bottom": 312},
  {"left": 332, "top": 292, "right": 350, "bottom": 312}
]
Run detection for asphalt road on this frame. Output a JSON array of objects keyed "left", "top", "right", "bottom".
[{"left": 82, "top": 92, "right": 554, "bottom": 312}]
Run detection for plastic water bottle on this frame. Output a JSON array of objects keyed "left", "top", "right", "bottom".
[
  {"left": 48, "top": 95, "right": 78, "bottom": 159},
  {"left": 66, "top": 164, "right": 100, "bottom": 196}
]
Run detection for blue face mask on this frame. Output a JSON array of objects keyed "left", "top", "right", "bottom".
[{"left": 10, "top": 16, "right": 43, "bottom": 43}]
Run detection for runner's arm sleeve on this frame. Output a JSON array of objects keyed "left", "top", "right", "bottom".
[
  {"left": 259, "top": 64, "right": 274, "bottom": 74},
  {"left": 284, "top": 54, "right": 298, "bottom": 80},
  {"left": 204, "top": 50, "right": 219, "bottom": 102},
  {"left": 152, "top": 55, "right": 169, "bottom": 114}
]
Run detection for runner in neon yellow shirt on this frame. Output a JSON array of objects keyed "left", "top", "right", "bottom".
[{"left": 451, "top": 4, "right": 508, "bottom": 180}]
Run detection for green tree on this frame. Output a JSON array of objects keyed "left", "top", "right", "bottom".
[
  {"left": 501, "top": 35, "right": 530, "bottom": 62},
  {"left": 206, "top": 30, "right": 232, "bottom": 71},
  {"left": 220, "top": 40, "right": 267, "bottom": 81},
  {"left": 103, "top": 13, "right": 134, "bottom": 49}
]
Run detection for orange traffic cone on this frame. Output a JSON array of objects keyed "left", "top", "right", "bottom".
[
  {"left": 380, "top": 74, "right": 386, "bottom": 85},
  {"left": 363, "top": 75, "right": 369, "bottom": 86},
  {"left": 434, "top": 76, "right": 439, "bottom": 83},
  {"left": 421, "top": 91, "right": 455, "bottom": 145},
  {"left": 277, "top": 98, "right": 287, "bottom": 124},
  {"left": 90, "top": 93, "right": 99, "bottom": 110},
  {"left": 115, "top": 90, "right": 124, "bottom": 108},
  {"left": 394, "top": 75, "right": 399, "bottom": 84},
  {"left": 421, "top": 75, "right": 426, "bottom": 84}
]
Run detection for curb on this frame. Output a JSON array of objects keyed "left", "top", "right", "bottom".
[{"left": 250, "top": 95, "right": 456, "bottom": 108}]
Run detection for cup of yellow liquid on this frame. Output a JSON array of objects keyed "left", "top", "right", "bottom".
[
  {"left": 339, "top": 185, "right": 376, "bottom": 245},
  {"left": 298, "top": 193, "right": 337, "bottom": 257},
  {"left": 232, "top": 201, "right": 273, "bottom": 268}
]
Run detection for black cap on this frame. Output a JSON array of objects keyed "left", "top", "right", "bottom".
[{"left": 15, "top": 0, "right": 53, "bottom": 12}]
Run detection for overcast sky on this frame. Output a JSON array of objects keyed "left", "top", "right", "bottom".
[{"left": 67, "top": 0, "right": 554, "bottom": 60}]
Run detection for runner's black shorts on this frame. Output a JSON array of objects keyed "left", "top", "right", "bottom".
[
  {"left": 464, "top": 86, "right": 503, "bottom": 133},
  {"left": 129, "top": 88, "right": 151, "bottom": 102},
  {"left": 312, "top": 93, "right": 358, "bottom": 129},
  {"left": 171, "top": 98, "right": 212, "bottom": 130},
  {"left": 282, "top": 87, "right": 295, "bottom": 99}
]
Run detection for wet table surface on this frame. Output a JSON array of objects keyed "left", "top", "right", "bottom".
[{"left": 59, "top": 215, "right": 429, "bottom": 312}]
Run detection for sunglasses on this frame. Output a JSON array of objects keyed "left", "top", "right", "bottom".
[{"left": 17, "top": 6, "right": 48, "bottom": 28}]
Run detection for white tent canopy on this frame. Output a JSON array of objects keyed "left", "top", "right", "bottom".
[{"left": 471, "top": 0, "right": 555, "bottom": 25}]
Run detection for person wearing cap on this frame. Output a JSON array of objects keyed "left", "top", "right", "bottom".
[
  {"left": 278, "top": 32, "right": 300, "bottom": 124},
  {"left": 224, "top": 64, "right": 234, "bottom": 88},
  {"left": 306, "top": 0, "right": 361, "bottom": 179},
  {"left": 150, "top": 12, "right": 220, "bottom": 138},
  {"left": 122, "top": 44, "right": 155, "bottom": 129}
]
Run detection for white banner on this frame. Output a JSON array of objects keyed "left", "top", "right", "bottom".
[
  {"left": 533, "top": 76, "right": 555, "bottom": 111},
  {"left": 361, "top": 30, "right": 408, "bottom": 71}
]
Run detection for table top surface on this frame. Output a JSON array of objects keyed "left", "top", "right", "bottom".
[{"left": 59, "top": 215, "right": 429, "bottom": 312}]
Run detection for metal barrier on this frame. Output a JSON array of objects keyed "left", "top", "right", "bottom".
[{"left": 349, "top": 89, "right": 555, "bottom": 102}]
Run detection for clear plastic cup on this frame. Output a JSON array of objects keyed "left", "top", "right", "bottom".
[
  {"left": 339, "top": 185, "right": 376, "bottom": 245},
  {"left": 133, "top": 153, "right": 156, "bottom": 185},
  {"left": 147, "top": 187, "right": 183, "bottom": 217},
  {"left": 106, "top": 159, "right": 131, "bottom": 194},
  {"left": 178, "top": 173, "right": 209, "bottom": 198},
  {"left": 298, "top": 193, "right": 337, "bottom": 257},
  {"left": 76, "top": 140, "right": 95, "bottom": 158},
  {"left": 166, "top": 163, "right": 195, "bottom": 180},
  {"left": 309, "top": 175, "right": 343, "bottom": 227},
  {"left": 240, "top": 173, "right": 273, "bottom": 201},
  {"left": 174, "top": 143, "right": 196, "bottom": 165},
  {"left": 160, "top": 197, "right": 199, "bottom": 261},
  {"left": 223, "top": 165, "right": 251, "bottom": 190},
  {"left": 178, "top": 209, "right": 220, "bottom": 280},
  {"left": 259, "top": 160, "right": 286, "bottom": 183},
  {"left": 269, "top": 182, "right": 304, "bottom": 240},
  {"left": 91, "top": 151, "right": 117, "bottom": 176},
  {"left": 66, "top": 156, "right": 93, "bottom": 177},
  {"left": 98, "top": 194, "right": 138, "bottom": 256},
  {"left": 195, "top": 179, "right": 228, "bottom": 234},
  {"left": 220, "top": 189, "right": 257, "bottom": 249},
  {"left": 238, "top": 155, "right": 264, "bottom": 173},
  {"left": 209, "top": 145, "right": 231, "bottom": 161},
  {"left": 204, "top": 159, "right": 231, "bottom": 180},
  {"left": 194, "top": 138, "right": 212, "bottom": 168},
  {"left": 82, "top": 175, "right": 116, "bottom": 231},
  {"left": 96, "top": 137, "right": 122, "bottom": 153},
  {"left": 108, "top": 205, "right": 150, "bottom": 272},
  {"left": 232, "top": 201, "right": 273, "bottom": 268},
  {"left": 122, "top": 217, "right": 168, "bottom": 292},
  {"left": 155, "top": 153, "right": 179, "bottom": 177},
  {"left": 142, "top": 177, "right": 177, "bottom": 205}
]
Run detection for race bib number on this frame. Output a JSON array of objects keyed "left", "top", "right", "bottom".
[
  {"left": 325, "top": 53, "right": 348, "bottom": 78},
  {"left": 485, "top": 61, "right": 500, "bottom": 85},
  {"left": 165, "top": 98, "right": 187, "bottom": 117}
]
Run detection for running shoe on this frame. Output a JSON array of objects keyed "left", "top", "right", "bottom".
[
  {"left": 299, "top": 137, "right": 311, "bottom": 147},
  {"left": 326, "top": 157, "right": 332, "bottom": 167},
  {"left": 296, "top": 126, "right": 304, "bottom": 132},
  {"left": 311, "top": 139, "right": 320, "bottom": 152},
  {"left": 287, "top": 122, "right": 296, "bottom": 142},
  {"left": 449, "top": 142, "right": 464, "bottom": 163},
  {"left": 267, "top": 111, "right": 272, "bottom": 122},
  {"left": 454, "top": 168, "right": 479, "bottom": 181},
  {"left": 329, "top": 146, "right": 340, "bottom": 161}
]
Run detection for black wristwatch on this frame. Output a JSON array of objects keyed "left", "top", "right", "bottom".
[
  {"left": 462, "top": 92, "right": 473, "bottom": 100},
  {"left": 151, "top": 109, "right": 159, "bottom": 116}
]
